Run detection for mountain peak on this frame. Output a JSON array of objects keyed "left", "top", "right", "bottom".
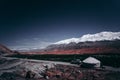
[{"left": 54, "top": 31, "right": 120, "bottom": 44}]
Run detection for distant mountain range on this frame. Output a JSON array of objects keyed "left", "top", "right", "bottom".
[
  {"left": 1, "top": 31, "right": 120, "bottom": 55},
  {"left": 54, "top": 31, "right": 120, "bottom": 44},
  {"left": 21, "top": 31, "right": 120, "bottom": 55}
]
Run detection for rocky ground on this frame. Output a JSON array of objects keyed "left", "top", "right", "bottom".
[{"left": 0, "top": 57, "right": 120, "bottom": 80}]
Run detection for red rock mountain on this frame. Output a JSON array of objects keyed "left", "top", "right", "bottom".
[
  {"left": 0, "top": 44, "right": 13, "bottom": 55},
  {"left": 22, "top": 40, "right": 120, "bottom": 55}
]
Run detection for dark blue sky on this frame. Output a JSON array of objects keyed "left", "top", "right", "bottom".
[{"left": 0, "top": 0, "right": 120, "bottom": 50}]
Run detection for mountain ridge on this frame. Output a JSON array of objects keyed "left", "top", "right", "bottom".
[
  {"left": 20, "top": 40, "right": 120, "bottom": 55},
  {"left": 54, "top": 31, "right": 120, "bottom": 44},
  {"left": 6, "top": 31, "right": 120, "bottom": 55}
]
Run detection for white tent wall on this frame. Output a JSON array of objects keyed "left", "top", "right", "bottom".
[{"left": 82, "top": 57, "right": 101, "bottom": 68}]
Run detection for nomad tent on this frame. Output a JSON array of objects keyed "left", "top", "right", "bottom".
[{"left": 82, "top": 57, "right": 101, "bottom": 68}]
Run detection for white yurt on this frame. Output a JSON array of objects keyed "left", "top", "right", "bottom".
[{"left": 82, "top": 57, "right": 101, "bottom": 68}]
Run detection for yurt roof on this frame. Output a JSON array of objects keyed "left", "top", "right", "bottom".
[{"left": 83, "top": 57, "right": 100, "bottom": 64}]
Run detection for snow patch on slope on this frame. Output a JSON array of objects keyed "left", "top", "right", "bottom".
[{"left": 54, "top": 31, "right": 120, "bottom": 44}]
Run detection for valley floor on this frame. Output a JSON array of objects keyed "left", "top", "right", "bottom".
[{"left": 0, "top": 57, "right": 120, "bottom": 80}]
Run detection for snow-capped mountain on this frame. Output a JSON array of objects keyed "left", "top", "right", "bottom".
[
  {"left": 19, "top": 31, "right": 120, "bottom": 55},
  {"left": 54, "top": 31, "right": 120, "bottom": 44}
]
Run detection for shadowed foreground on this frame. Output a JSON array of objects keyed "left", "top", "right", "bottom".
[{"left": 0, "top": 57, "right": 120, "bottom": 80}]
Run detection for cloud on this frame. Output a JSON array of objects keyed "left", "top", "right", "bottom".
[{"left": 8, "top": 38, "right": 53, "bottom": 50}]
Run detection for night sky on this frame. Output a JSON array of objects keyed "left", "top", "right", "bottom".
[{"left": 0, "top": 0, "right": 120, "bottom": 50}]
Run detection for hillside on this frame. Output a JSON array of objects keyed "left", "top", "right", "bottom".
[{"left": 0, "top": 44, "right": 13, "bottom": 55}]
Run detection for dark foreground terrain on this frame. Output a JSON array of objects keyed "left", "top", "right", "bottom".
[{"left": 0, "top": 57, "right": 120, "bottom": 80}]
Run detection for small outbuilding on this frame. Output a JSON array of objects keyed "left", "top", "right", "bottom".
[{"left": 81, "top": 57, "right": 101, "bottom": 68}]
